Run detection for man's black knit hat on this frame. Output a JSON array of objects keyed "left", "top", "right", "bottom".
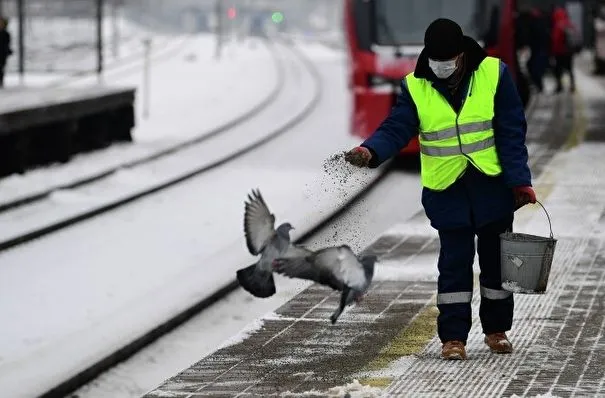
[{"left": 424, "top": 18, "right": 464, "bottom": 60}]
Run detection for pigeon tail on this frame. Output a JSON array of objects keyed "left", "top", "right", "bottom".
[{"left": 236, "top": 263, "right": 276, "bottom": 298}]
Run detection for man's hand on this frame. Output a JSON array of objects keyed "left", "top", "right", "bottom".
[
  {"left": 344, "top": 146, "right": 372, "bottom": 168},
  {"left": 513, "top": 186, "right": 536, "bottom": 209}
]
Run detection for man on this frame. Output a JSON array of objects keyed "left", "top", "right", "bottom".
[
  {"left": 523, "top": 7, "right": 551, "bottom": 93},
  {"left": 344, "top": 19, "right": 536, "bottom": 360},
  {"left": 0, "top": 17, "right": 13, "bottom": 88}
]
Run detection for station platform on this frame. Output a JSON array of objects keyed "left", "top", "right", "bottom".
[
  {"left": 143, "top": 80, "right": 605, "bottom": 397},
  {"left": 0, "top": 84, "right": 135, "bottom": 177}
]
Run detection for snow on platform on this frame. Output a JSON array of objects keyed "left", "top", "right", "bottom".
[{"left": 144, "top": 74, "right": 605, "bottom": 397}]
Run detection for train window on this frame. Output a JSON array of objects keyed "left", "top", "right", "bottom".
[
  {"left": 374, "top": 0, "right": 481, "bottom": 45},
  {"left": 353, "top": 0, "right": 374, "bottom": 51}
]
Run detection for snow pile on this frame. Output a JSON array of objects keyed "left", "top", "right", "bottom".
[
  {"left": 501, "top": 281, "right": 544, "bottom": 295},
  {"left": 280, "top": 379, "right": 383, "bottom": 398},
  {"left": 327, "top": 379, "right": 384, "bottom": 397}
]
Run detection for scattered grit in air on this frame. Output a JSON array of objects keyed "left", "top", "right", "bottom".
[
  {"left": 318, "top": 152, "right": 372, "bottom": 247},
  {"left": 322, "top": 151, "right": 362, "bottom": 186}
]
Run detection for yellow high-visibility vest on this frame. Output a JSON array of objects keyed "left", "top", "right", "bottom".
[{"left": 405, "top": 56, "right": 503, "bottom": 190}]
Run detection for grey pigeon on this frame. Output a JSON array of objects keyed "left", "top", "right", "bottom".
[
  {"left": 236, "top": 189, "right": 311, "bottom": 298},
  {"left": 272, "top": 245, "right": 377, "bottom": 323}
]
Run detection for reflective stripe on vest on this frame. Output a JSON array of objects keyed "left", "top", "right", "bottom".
[
  {"left": 420, "top": 120, "right": 493, "bottom": 142},
  {"left": 405, "top": 56, "right": 503, "bottom": 190}
]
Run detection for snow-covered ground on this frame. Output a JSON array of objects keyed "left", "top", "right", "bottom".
[
  {"left": 0, "top": 41, "right": 387, "bottom": 398},
  {"left": 0, "top": 34, "right": 276, "bottom": 207}
]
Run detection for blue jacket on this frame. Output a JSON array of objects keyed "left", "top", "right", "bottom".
[{"left": 361, "top": 37, "right": 532, "bottom": 230}]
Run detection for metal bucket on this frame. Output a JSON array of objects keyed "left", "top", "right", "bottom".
[{"left": 500, "top": 201, "right": 557, "bottom": 294}]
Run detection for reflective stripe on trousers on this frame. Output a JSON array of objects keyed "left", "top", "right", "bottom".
[
  {"left": 480, "top": 286, "right": 512, "bottom": 300},
  {"left": 438, "top": 287, "right": 511, "bottom": 305},
  {"left": 437, "top": 291, "right": 473, "bottom": 305},
  {"left": 420, "top": 120, "right": 493, "bottom": 142},
  {"left": 421, "top": 136, "right": 495, "bottom": 157}
]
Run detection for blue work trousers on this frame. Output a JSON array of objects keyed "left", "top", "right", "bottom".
[{"left": 436, "top": 215, "right": 514, "bottom": 344}]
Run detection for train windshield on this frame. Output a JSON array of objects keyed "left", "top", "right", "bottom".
[{"left": 374, "top": 0, "right": 480, "bottom": 46}]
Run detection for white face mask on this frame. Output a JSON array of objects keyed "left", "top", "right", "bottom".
[{"left": 429, "top": 58, "right": 457, "bottom": 79}]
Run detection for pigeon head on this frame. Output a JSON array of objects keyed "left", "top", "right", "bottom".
[{"left": 276, "top": 222, "right": 294, "bottom": 237}]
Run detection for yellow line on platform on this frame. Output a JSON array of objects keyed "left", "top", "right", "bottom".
[
  {"left": 358, "top": 301, "right": 439, "bottom": 388},
  {"left": 563, "top": 91, "right": 587, "bottom": 150}
]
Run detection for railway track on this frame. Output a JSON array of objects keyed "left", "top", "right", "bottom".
[{"left": 0, "top": 38, "right": 319, "bottom": 254}]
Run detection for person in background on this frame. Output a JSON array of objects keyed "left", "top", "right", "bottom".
[
  {"left": 551, "top": 6, "right": 579, "bottom": 92},
  {"left": 525, "top": 7, "right": 551, "bottom": 93},
  {"left": 0, "top": 17, "right": 13, "bottom": 88},
  {"left": 343, "top": 18, "right": 535, "bottom": 360}
]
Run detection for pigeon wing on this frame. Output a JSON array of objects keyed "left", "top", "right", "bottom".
[
  {"left": 273, "top": 249, "right": 343, "bottom": 291},
  {"left": 314, "top": 246, "right": 367, "bottom": 291},
  {"left": 244, "top": 189, "right": 276, "bottom": 255}
]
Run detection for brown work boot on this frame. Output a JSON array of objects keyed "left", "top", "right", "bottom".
[
  {"left": 441, "top": 340, "right": 467, "bottom": 360},
  {"left": 484, "top": 332, "right": 513, "bottom": 354}
]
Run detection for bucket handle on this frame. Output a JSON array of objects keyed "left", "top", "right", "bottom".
[
  {"left": 508, "top": 200, "right": 554, "bottom": 238},
  {"left": 535, "top": 200, "right": 554, "bottom": 239}
]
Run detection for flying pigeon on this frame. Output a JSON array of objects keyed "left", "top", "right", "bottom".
[
  {"left": 236, "top": 189, "right": 311, "bottom": 298},
  {"left": 272, "top": 245, "right": 377, "bottom": 324}
]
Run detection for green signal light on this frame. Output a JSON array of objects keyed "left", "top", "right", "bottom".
[{"left": 272, "top": 12, "right": 284, "bottom": 24}]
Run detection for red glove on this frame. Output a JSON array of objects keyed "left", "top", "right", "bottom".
[
  {"left": 344, "top": 146, "right": 372, "bottom": 167},
  {"left": 513, "top": 186, "right": 536, "bottom": 209}
]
